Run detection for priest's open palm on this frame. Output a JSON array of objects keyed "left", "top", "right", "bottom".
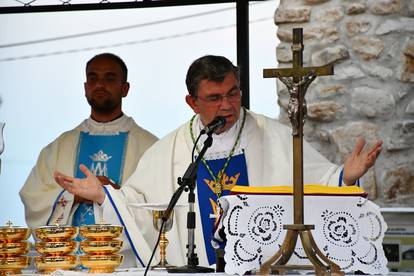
[
  {"left": 54, "top": 164, "right": 106, "bottom": 204},
  {"left": 343, "top": 137, "right": 383, "bottom": 185}
]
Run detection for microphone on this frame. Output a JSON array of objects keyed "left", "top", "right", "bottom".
[{"left": 200, "top": 116, "right": 226, "bottom": 135}]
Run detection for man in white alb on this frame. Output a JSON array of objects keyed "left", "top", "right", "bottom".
[
  {"left": 54, "top": 55, "right": 382, "bottom": 268},
  {"left": 20, "top": 53, "right": 158, "bottom": 267}
]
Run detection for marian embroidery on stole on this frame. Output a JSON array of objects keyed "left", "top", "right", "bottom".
[{"left": 72, "top": 132, "right": 128, "bottom": 226}]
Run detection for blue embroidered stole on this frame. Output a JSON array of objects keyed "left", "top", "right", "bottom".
[
  {"left": 72, "top": 132, "right": 128, "bottom": 226},
  {"left": 196, "top": 151, "right": 249, "bottom": 265}
]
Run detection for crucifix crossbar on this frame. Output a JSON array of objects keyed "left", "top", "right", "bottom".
[{"left": 259, "top": 28, "right": 342, "bottom": 276}]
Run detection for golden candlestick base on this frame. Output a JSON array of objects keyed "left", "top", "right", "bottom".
[
  {"left": 0, "top": 221, "right": 32, "bottom": 275},
  {"left": 151, "top": 209, "right": 175, "bottom": 270}
]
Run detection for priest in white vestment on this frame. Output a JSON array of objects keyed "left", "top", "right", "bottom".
[
  {"left": 20, "top": 53, "right": 158, "bottom": 266},
  {"left": 54, "top": 55, "right": 382, "bottom": 269}
]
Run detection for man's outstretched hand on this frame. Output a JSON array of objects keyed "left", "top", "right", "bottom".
[
  {"left": 343, "top": 137, "right": 383, "bottom": 186},
  {"left": 54, "top": 164, "right": 106, "bottom": 205}
]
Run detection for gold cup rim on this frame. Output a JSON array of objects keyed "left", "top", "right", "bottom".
[
  {"left": 0, "top": 226, "right": 31, "bottom": 241},
  {"left": 35, "top": 225, "right": 77, "bottom": 230},
  {"left": 79, "top": 224, "right": 123, "bottom": 240},
  {"left": 34, "top": 225, "right": 78, "bottom": 241}
]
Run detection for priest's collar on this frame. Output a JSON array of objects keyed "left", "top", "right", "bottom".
[
  {"left": 81, "top": 114, "right": 131, "bottom": 134},
  {"left": 192, "top": 109, "right": 247, "bottom": 160}
]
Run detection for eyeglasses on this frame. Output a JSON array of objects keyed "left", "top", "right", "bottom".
[{"left": 195, "top": 89, "right": 241, "bottom": 106}]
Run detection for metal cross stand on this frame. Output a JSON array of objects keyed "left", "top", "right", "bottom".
[{"left": 259, "top": 28, "right": 343, "bottom": 276}]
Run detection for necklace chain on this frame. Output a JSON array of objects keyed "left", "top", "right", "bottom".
[{"left": 189, "top": 108, "right": 246, "bottom": 197}]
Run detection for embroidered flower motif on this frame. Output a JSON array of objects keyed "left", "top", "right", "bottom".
[
  {"left": 248, "top": 206, "right": 283, "bottom": 245},
  {"left": 322, "top": 210, "right": 359, "bottom": 247}
]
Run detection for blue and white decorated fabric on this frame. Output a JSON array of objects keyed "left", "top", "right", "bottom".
[
  {"left": 217, "top": 194, "right": 388, "bottom": 275},
  {"left": 72, "top": 131, "right": 128, "bottom": 226}
]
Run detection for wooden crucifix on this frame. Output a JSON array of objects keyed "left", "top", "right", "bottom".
[{"left": 259, "top": 28, "right": 343, "bottom": 276}]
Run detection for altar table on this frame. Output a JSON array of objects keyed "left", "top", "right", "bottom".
[{"left": 216, "top": 194, "right": 388, "bottom": 275}]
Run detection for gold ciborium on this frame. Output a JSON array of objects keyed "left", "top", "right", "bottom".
[
  {"left": 35, "top": 241, "right": 77, "bottom": 255},
  {"left": 151, "top": 209, "right": 175, "bottom": 270},
  {"left": 34, "top": 225, "right": 78, "bottom": 273},
  {"left": 0, "top": 256, "right": 31, "bottom": 276},
  {"left": 34, "top": 225, "right": 78, "bottom": 242},
  {"left": 34, "top": 255, "right": 78, "bottom": 274},
  {"left": 79, "top": 224, "right": 122, "bottom": 241},
  {"left": 0, "top": 222, "right": 32, "bottom": 276},
  {"left": 79, "top": 223, "right": 123, "bottom": 273}
]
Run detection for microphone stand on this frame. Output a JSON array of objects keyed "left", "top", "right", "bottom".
[{"left": 164, "top": 133, "right": 215, "bottom": 273}]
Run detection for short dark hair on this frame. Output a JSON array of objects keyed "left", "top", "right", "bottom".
[
  {"left": 186, "top": 55, "right": 239, "bottom": 97},
  {"left": 86, "top": 53, "right": 128, "bottom": 82}
]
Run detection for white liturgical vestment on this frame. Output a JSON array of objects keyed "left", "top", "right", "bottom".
[
  {"left": 98, "top": 110, "right": 345, "bottom": 268},
  {"left": 20, "top": 114, "right": 157, "bottom": 231}
]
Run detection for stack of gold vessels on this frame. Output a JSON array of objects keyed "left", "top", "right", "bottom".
[
  {"left": 34, "top": 225, "right": 78, "bottom": 273},
  {"left": 0, "top": 221, "right": 31, "bottom": 276},
  {"left": 79, "top": 223, "right": 123, "bottom": 273}
]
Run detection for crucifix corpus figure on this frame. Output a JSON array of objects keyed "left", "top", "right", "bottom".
[
  {"left": 260, "top": 28, "right": 342, "bottom": 276},
  {"left": 278, "top": 71, "right": 316, "bottom": 135}
]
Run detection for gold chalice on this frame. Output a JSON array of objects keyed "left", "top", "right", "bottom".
[
  {"left": 128, "top": 203, "right": 185, "bottom": 270},
  {"left": 151, "top": 209, "right": 175, "bottom": 270}
]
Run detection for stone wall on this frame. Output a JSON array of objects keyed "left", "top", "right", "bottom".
[{"left": 274, "top": 0, "right": 414, "bottom": 206}]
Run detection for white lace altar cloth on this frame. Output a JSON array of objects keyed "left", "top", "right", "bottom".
[{"left": 217, "top": 195, "right": 388, "bottom": 275}]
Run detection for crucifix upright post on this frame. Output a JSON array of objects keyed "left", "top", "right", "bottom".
[
  {"left": 259, "top": 28, "right": 343, "bottom": 276},
  {"left": 264, "top": 28, "right": 333, "bottom": 225}
]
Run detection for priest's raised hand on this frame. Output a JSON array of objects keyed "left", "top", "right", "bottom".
[
  {"left": 54, "top": 164, "right": 106, "bottom": 205},
  {"left": 342, "top": 137, "right": 383, "bottom": 186}
]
